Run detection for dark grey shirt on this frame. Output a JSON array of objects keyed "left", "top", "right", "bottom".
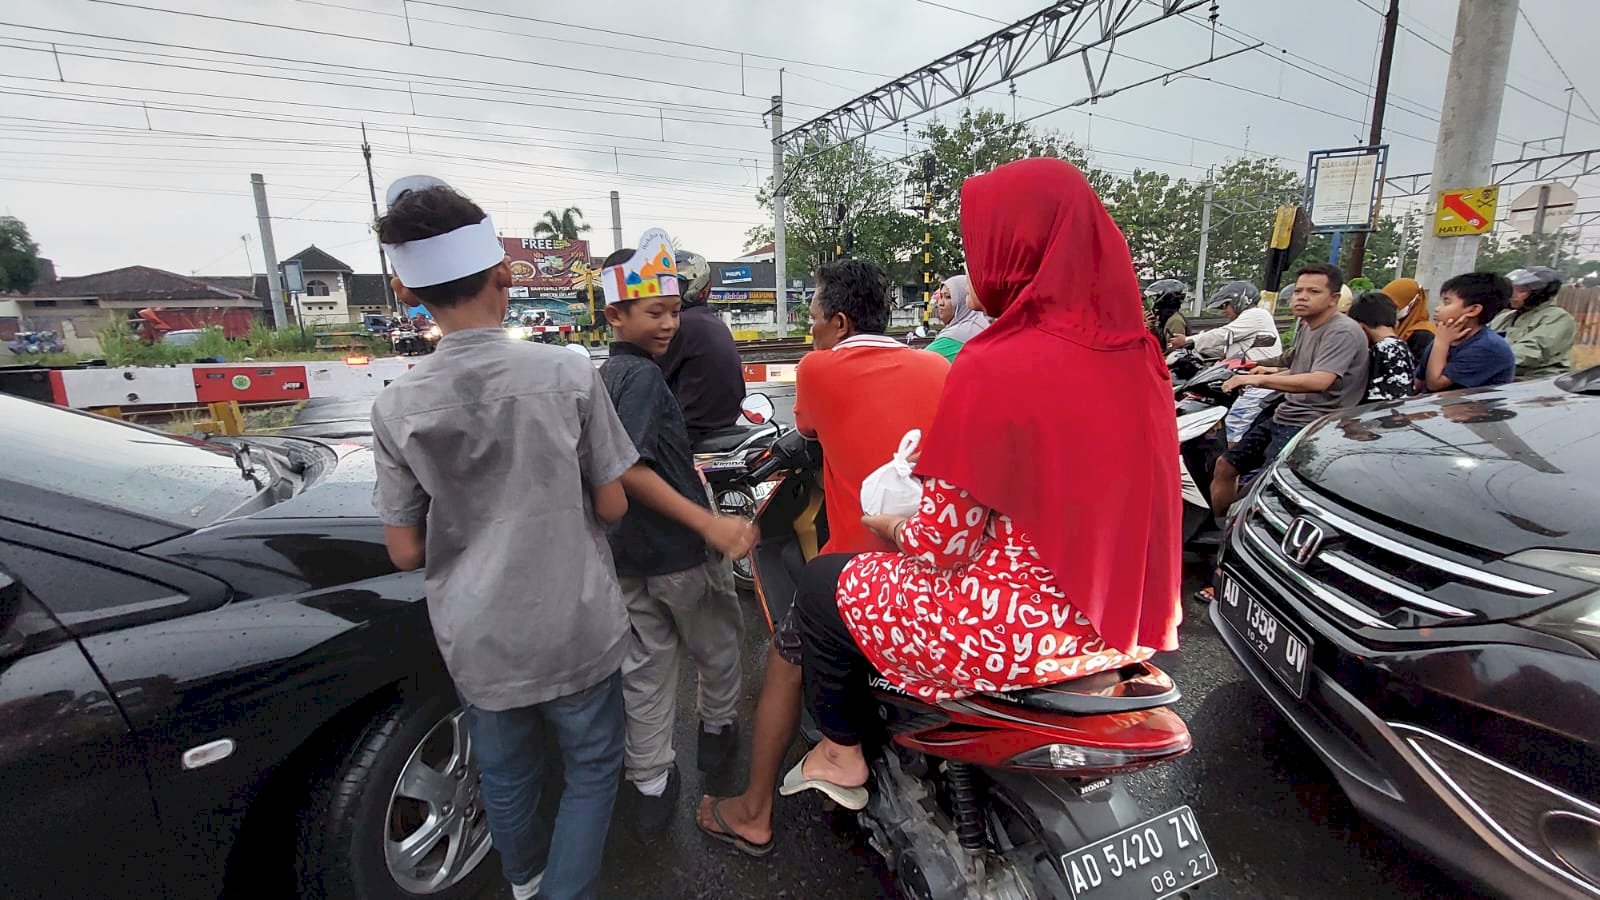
[
  {"left": 1274, "top": 312, "right": 1371, "bottom": 426},
  {"left": 371, "top": 328, "right": 639, "bottom": 710},
  {"left": 601, "top": 341, "right": 709, "bottom": 577}
]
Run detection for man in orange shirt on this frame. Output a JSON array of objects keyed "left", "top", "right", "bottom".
[{"left": 697, "top": 257, "right": 949, "bottom": 854}]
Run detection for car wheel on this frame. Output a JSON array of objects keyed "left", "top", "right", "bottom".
[{"left": 295, "top": 689, "right": 497, "bottom": 900}]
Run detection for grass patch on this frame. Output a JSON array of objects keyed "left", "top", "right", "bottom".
[{"left": 157, "top": 401, "right": 307, "bottom": 437}]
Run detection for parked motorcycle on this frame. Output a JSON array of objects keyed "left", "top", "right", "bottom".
[
  {"left": 732, "top": 430, "right": 1214, "bottom": 900},
  {"left": 1169, "top": 333, "right": 1278, "bottom": 545},
  {"left": 694, "top": 393, "right": 783, "bottom": 590},
  {"left": 389, "top": 326, "right": 438, "bottom": 356},
  {"left": 6, "top": 331, "right": 66, "bottom": 355}
]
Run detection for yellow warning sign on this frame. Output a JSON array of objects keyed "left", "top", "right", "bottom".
[{"left": 1434, "top": 185, "right": 1499, "bottom": 236}]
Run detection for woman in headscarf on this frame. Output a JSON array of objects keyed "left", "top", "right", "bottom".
[
  {"left": 779, "top": 157, "right": 1184, "bottom": 800},
  {"left": 925, "top": 273, "right": 991, "bottom": 362},
  {"left": 1382, "top": 277, "right": 1435, "bottom": 362}
]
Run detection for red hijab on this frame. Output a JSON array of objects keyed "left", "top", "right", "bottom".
[{"left": 916, "top": 157, "right": 1182, "bottom": 654}]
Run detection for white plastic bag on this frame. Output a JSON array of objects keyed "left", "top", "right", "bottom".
[{"left": 859, "top": 429, "right": 923, "bottom": 518}]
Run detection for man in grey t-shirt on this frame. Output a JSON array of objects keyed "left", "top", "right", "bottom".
[
  {"left": 1208, "top": 263, "right": 1370, "bottom": 518},
  {"left": 371, "top": 179, "right": 638, "bottom": 900}
]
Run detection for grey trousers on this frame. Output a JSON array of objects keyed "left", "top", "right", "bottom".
[{"left": 619, "top": 556, "right": 744, "bottom": 783}]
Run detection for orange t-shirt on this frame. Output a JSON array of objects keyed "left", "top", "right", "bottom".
[{"left": 793, "top": 334, "right": 950, "bottom": 555}]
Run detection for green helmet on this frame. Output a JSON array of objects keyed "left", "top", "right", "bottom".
[{"left": 674, "top": 250, "right": 711, "bottom": 302}]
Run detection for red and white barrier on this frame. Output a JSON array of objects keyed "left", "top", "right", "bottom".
[
  {"left": 48, "top": 357, "right": 416, "bottom": 408},
  {"left": 740, "top": 363, "right": 798, "bottom": 384},
  {"left": 48, "top": 352, "right": 796, "bottom": 409}
]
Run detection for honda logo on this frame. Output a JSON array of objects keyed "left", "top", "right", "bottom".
[{"left": 1281, "top": 517, "right": 1325, "bottom": 566}]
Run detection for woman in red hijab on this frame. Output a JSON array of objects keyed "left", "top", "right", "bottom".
[{"left": 782, "top": 157, "right": 1183, "bottom": 801}]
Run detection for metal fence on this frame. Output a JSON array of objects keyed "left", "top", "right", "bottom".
[{"left": 1558, "top": 286, "right": 1600, "bottom": 371}]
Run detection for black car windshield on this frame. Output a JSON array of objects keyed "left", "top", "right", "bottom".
[
  {"left": 1555, "top": 365, "right": 1600, "bottom": 395},
  {"left": 0, "top": 397, "right": 260, "bottom": 527}
]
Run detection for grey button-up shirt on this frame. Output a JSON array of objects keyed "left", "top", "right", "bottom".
[{"left": 371, "top": 329, "right": 639, "bottom": 710}]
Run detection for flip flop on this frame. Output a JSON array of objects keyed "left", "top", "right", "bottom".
[
  {"left": 697, "top": 798, "right": 776, "bottom": 858},
  {"left": 1192, "top": 586, "right": 1216, "bottom": 604},
  {"left": 777, "top": 754, "right": 869, "bottom": 810}
]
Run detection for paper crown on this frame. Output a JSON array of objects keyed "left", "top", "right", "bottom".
[{"left": 602, "top": 228, "right": 681, "bottom": 305}]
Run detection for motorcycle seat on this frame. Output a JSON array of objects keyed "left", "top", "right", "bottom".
[
  {"left": 984, "top": 663, "right": 1180, "bottom": 715},
  {"left": 693, "top": 424, "right": 761, "bottom": 454}
]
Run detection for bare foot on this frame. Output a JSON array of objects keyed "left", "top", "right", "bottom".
[
  {"left": 696, "top": 795, "right": 773, "bottom": 847},
  {"left": 801, "top": 738, "right": 869, "bottom": 788}
]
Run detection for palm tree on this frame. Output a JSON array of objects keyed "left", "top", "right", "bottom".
[{"left": 533, "top": 206, "right": 591, "bottom": 240}]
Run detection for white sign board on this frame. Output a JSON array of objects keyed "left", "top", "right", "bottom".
[
  {"left": 1507, "top": 182, "right": 1578, "bottom": 236},
  {"left": 1309, "top": 152, "right": 1382, "bottom": 229}
]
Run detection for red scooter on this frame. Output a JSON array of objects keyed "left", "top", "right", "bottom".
[{"left": 737, "top": 431, "right": 1215, "bottom": 900}]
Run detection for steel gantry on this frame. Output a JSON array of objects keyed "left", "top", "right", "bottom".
[{"left": 777, "top": 0, "right": 1216, "bottom": 160}]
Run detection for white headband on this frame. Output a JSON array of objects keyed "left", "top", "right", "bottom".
[{"left": 382, "top": 217, "right": 505, "bottom": 288}]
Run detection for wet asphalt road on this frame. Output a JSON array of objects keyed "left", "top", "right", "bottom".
[{"left": 288, "top": 391, "right": 1483, "bottom": 899}]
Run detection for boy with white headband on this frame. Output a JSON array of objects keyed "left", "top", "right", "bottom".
[
  {"left": 597, "top": 230, "right": 754, "bottom": 841},
  {"left": 370, "top": 177, "right": 638, "bottom": 900}
]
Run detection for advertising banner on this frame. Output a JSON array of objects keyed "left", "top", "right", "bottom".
[{"left": 503, "top": 237, "right": 591, "bottom": 294}]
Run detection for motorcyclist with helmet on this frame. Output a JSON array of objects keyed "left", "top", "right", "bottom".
[
  {"left": 1492, "top": 266, "right": 1576, "bottom": 380},
  {"left": 1172, "top": 280, "right": 1283, "bottom": 361},
  {"left": 656, "top": 249, "right": 748, "bottom": 438},
  {"left": 1144, "top": 278, "right": 1189, "bottom": 346}
]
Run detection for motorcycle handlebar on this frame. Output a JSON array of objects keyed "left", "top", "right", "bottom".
[{"left": 743, "top": 454, "right": 785, "bottom": 486}]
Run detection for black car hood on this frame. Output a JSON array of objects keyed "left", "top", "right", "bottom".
[
  {"left": 254, "top": 440, "right": 381, "bottom": 520},
  {"left": 1285, "top": 378, "right": 1599, "bottom": 556}
]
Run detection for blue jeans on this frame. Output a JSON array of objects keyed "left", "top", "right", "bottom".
[{"left": 464, "top": 671, "right": 624, "bottom": 900}]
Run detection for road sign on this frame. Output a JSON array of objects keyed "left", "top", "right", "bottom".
[
  {"left": 1507, "top": 182, "right": 1578, "bottom": 236},
  {"left": 1433, "top": 185, "right": 1499, "bottom": 236},
  {"left": 1306, "top": 147, "right": 1387, "bottom": 232}
]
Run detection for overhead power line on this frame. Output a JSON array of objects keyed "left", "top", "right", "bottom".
[
  {"left": 0, "top": 21, "right": 766, "bottom": 122},
  {"left": 1515, "top": 5, "right": 1600, "bottom": 126},
  {"left": 81, "top": 1, "right": 766, "bottom": 103}
]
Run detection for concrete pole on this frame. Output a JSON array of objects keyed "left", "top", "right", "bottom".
[
  {"left": 609, "top": 190, "right": 623, "bottom": 252},
  {"left": 771, "top": 93, "right": 788, "bottom": 338},
  {"left": 1395, "top": 209, "right": 1411, "bottom": 279},
  {"left": 250, "top": 173, "right": 289, "bottom": 329},
  {"left": 1193, "top": 176, "right": 1213, "bottom": 314},
  {"left": 1413, "top": 0, "right": 1519, "bottom": 306},
  {"left": 360, "top": 124, "right": 400, "bottom": 318}
]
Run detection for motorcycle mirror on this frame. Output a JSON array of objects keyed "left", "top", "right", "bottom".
[
  {"left": 741, "top": 393, "right": 775, "bottom": 425},
  {"left": 565, "top": 342, "right": 592, "bottom": 360},
  {"left": 1252, "top": 333, "right": 1278, "bottom": 348}
]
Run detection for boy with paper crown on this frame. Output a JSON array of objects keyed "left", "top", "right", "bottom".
[
  {"left": 370, "top": 177, "right": 637, "bottom": 900},
  {"left": 598, "top": 229, "right": 755, "bottom": 840}
]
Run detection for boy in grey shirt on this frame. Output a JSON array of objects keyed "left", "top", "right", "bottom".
[{"left": 371, "top": 177, "right": 637, "bottom": 900}]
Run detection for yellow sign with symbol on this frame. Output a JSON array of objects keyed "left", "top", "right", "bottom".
[{"left": 1433, "top": 185, "right": 1499, "bottom": 236}]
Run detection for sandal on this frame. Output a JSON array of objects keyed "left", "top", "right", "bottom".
[
  {"left": 1192, "top": 586, "right": 1215, "bottom": 604},
  {"left": 697, "top": 798, "right": 776, "bottom": 858},
  {"left": 777, "top": 754, "right": 869, "bottom": 810}
]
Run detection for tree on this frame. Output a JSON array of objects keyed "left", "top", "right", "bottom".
[
  {"left": 533, "top": 207, "right": 590, "bottom": 241},
  {"left": 1100, "top": 168, "right": 1202, "bottom": 282},
  {"left": 745, "top": 140, "right": 918, "bottom": 281},
  {"left": 917, "top": 108, "right": 1089, "bottom": 274},
  {"left": 0, "top": 216, "right": 42, "bottom": 295},
  {"left": 1473, "top": 230, "right": 1579, "bottom": 276}
]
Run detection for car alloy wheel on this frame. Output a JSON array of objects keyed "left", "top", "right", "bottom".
[{"left": 383, "top": 708, "right": 494, "bottom": 894}]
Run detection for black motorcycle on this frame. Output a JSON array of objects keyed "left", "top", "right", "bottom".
[
  {"left": 692, "top": 394, "right": 783, "bottom": 590},
  {"left": 1168, "top": 334, "right": 1278, "bottom": 545}
]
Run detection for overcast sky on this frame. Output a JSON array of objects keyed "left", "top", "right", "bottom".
[{"left": 1, "top": 0, "right": 1596, "bottom": 279}]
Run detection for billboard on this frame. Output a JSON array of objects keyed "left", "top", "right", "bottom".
[{"left": 503, "top": 236, "right": 591, "bottom": 294}]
